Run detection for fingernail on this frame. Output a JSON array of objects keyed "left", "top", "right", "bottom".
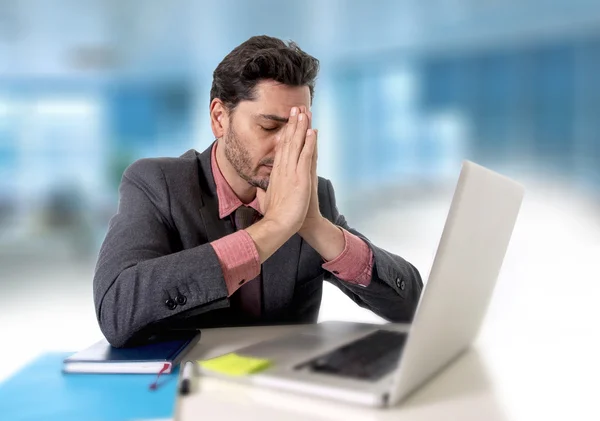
[
  {"left": 299, "top": 113, "right": 304, "bottom": 121},
  {"left": 291, "top": 107, "right": 297, "bottom": 116},
  {"left": 307, "top": 129, "right": 314, "bottom": 136}
]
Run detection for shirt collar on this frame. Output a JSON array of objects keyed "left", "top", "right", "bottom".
[{"left": 211, "top": 141, "right": 262, "bottom": 219}]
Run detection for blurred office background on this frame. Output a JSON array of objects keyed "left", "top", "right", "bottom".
[{"left": 1, "top": 1, "right": 600, "bottom": 416}]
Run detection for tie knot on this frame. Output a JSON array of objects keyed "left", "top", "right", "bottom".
[{"left": 234, "top": 206, "right": 258, "bottom": 229}]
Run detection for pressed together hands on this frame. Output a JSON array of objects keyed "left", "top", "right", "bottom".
[
  {"left": 247, "top": 106, "right": 345, "bottom": 264},
  {"left": 256, "top": 105, "right": 319, "bottom": 233}
]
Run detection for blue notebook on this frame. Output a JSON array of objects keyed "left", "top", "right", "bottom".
[
  {"left": 0, "top": 352, "right": 180, "bottom": 421},
  {"left": 63, "top": 332, "right": 200, "bottom": 374}
]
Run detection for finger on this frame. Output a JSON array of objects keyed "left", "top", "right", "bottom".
[
  {"left": 275, "top": 110, "right": 295, "bottom": 173},
  {"left": 310, "top": 129, "right": 318, "bottom": 186},
  {"left": 298, "top": 129, "right": 316, "bottom": 176},
  {"left": 256, "top": 188, "right": 267, "bottom": 214},
  {"left": 289, "top": 111, "right": 309, "bottom": 167},
  {"left": 281, "top": 106, "right": 299, "bottom": 173},
  {"left": 299, "top": 106, "right": 312, "bottom": 129},
  {"left": 271, "top": 132, "right": 284, "bottom": 174}
]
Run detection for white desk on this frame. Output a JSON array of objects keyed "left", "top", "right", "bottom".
[
  {"left": 175, "top": 324, "right": 508, "bottom": 421},
  {"left": 176, "top": 317, "right": 600, "bottom": 421},
  {"left": 3, "top": 185, "right": 599, "bottom": 420}
]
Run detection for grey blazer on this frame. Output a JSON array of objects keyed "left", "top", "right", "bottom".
[{"left": 93, "top": 143, "right": 423, "bottom": 347}]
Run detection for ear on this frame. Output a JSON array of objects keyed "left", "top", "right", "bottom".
[{"left": 210, "top": 99, "right": 228, "bottom": 139}]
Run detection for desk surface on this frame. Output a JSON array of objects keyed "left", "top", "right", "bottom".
[
  {"left": 174, "top": 322, "right": 599, "bottom": 421},
  {"left": 2, "top": 188, "right": 599, "bottom": 421}
]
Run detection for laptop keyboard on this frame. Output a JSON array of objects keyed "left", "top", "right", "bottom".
[{"left": 296, "top": 330, "right": 407, "bottom": 382}]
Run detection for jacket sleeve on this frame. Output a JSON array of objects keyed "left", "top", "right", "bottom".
[
  {"left": 93, "top": 159, "right": 230, "bottom": 347},
  {"left": 322, "top": 179, "right": 423, "bottom": 322}
]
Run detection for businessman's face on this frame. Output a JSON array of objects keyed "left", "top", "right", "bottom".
[{"left": 223, "top": 80, "right": 311, "bottom": 190}]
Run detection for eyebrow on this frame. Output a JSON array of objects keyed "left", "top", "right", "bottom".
[{"left": 256, "top": 113, "right": 289, "bottom": 123}]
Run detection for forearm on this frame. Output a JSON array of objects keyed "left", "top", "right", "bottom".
[
  {"left": 298, "top": 217, "right": 345, "bottom": 261},
  {"left": 330, "top": 223, "right": 424, "bottom": 322},
  {"left": 94, "top": 244, "right": 229, "bottom": 347},
  {"left": 245, "top": 218, "right": 295, "bottom": 263}
]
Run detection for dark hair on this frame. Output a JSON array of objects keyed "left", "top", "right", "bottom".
[{"left": 210, "top": 35, "right": 320, "bottom": 111}]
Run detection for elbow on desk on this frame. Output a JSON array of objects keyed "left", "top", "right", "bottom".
[
  {"left": 97, "top": 309, "right": 137, "bottom": 348},
  {"left": 400, "top": 262, "right": 423, "bottom": 322},
  {"left": 384, "top": 262, "right": 423, "bottom": 324},
  {"left": 94, "top": 272, "right": 145, "bottom": 348},
  {"left": 95, "top": 297, "right": 137, "bottom": 348}
]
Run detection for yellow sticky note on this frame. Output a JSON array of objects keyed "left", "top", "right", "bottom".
[{"left": 198, "top": 353, "right": 271, "bottom": 376}]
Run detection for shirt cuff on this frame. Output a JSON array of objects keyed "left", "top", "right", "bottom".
[
  {"left": 211, "top": 230, "right": 261, "bottom": 296},
  {"left": 322, "top": 227, "right": 374, "bottom": 287}
]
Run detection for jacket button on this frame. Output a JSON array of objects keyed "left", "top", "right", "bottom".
[
  {"left": 395, "top": 277, "right": 402, "bottom": 289},
  {"left": 165, "top": 298, "right": 177, "bottom": 310},
  {"left": 400, "top": 280, "right": 406, "bottom": 291},
  {"left": 176, "top": 294, "right": 187, "bottom": 305}
]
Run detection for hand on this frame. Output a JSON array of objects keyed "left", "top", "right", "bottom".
[
  {"left": 258, "top": 106, "right": 315, "bottom": 236},
  {"left": 297, "top": 106, "right": 323, "bottom": 236}
]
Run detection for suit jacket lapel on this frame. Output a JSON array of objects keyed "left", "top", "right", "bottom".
[{"left": 195, "top": 143, "right": 235, "bottom": 242}]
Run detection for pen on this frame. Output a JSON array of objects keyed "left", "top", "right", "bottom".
[{"left": 179, "top": 361, "right": 194, "bottom": 395}]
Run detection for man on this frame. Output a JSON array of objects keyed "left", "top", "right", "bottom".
[{"left": 94, "top": 35, "right": 423, "bottom": 347}]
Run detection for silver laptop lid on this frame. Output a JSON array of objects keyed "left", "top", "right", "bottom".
[{"left": 388, "top": 161, "right": 524, "bottom": 405}]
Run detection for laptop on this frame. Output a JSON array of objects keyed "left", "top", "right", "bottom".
[{"left": 200, "top": 160, "right": 525, "bottom": 407}]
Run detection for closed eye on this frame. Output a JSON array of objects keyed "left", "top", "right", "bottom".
[{"left": 260, "top": 126, "right": 279, "bottom": 132}]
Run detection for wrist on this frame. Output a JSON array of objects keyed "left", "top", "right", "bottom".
[
  {"left": 262, "top": 215, "right": 300, "bottom": 238},
  {"left": 245, "top": 218, "right": 293, "bottom": 264},
  {"left": 299, "top": 215, "right": 327, "bottom": 238},
  {"left": 299, "top": 218, "right": 345, "bottom": 261}
]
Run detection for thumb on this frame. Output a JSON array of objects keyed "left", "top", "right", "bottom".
[{"left": 256, "top": 187, "right": 267, "bottom": 214}]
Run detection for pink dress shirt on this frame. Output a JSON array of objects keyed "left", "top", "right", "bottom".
[{"left": 209, "top": 142, "right": 374, "bottom": 296}]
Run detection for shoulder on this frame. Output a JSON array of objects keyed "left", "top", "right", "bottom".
[
  {"left": 317, "top": 176, "right": 331, "bottom": 197},
  {"left": 317, "top": 176, "right": 338, "bottom": 218},
  {"left": 123, "top": 149, "right": 199, "bottom": 185}
]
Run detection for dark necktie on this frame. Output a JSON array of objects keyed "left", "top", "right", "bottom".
[{"left": 231, "top": 206, "right": 262, "bottom": 319}]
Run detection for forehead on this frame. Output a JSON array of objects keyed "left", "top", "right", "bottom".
[{"left": 237, "top": 80, "right": 311, "bottom": 117}]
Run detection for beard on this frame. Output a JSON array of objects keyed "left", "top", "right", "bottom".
[{"left": 223, "top": 124, "right": 272, "bottom": 191}]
